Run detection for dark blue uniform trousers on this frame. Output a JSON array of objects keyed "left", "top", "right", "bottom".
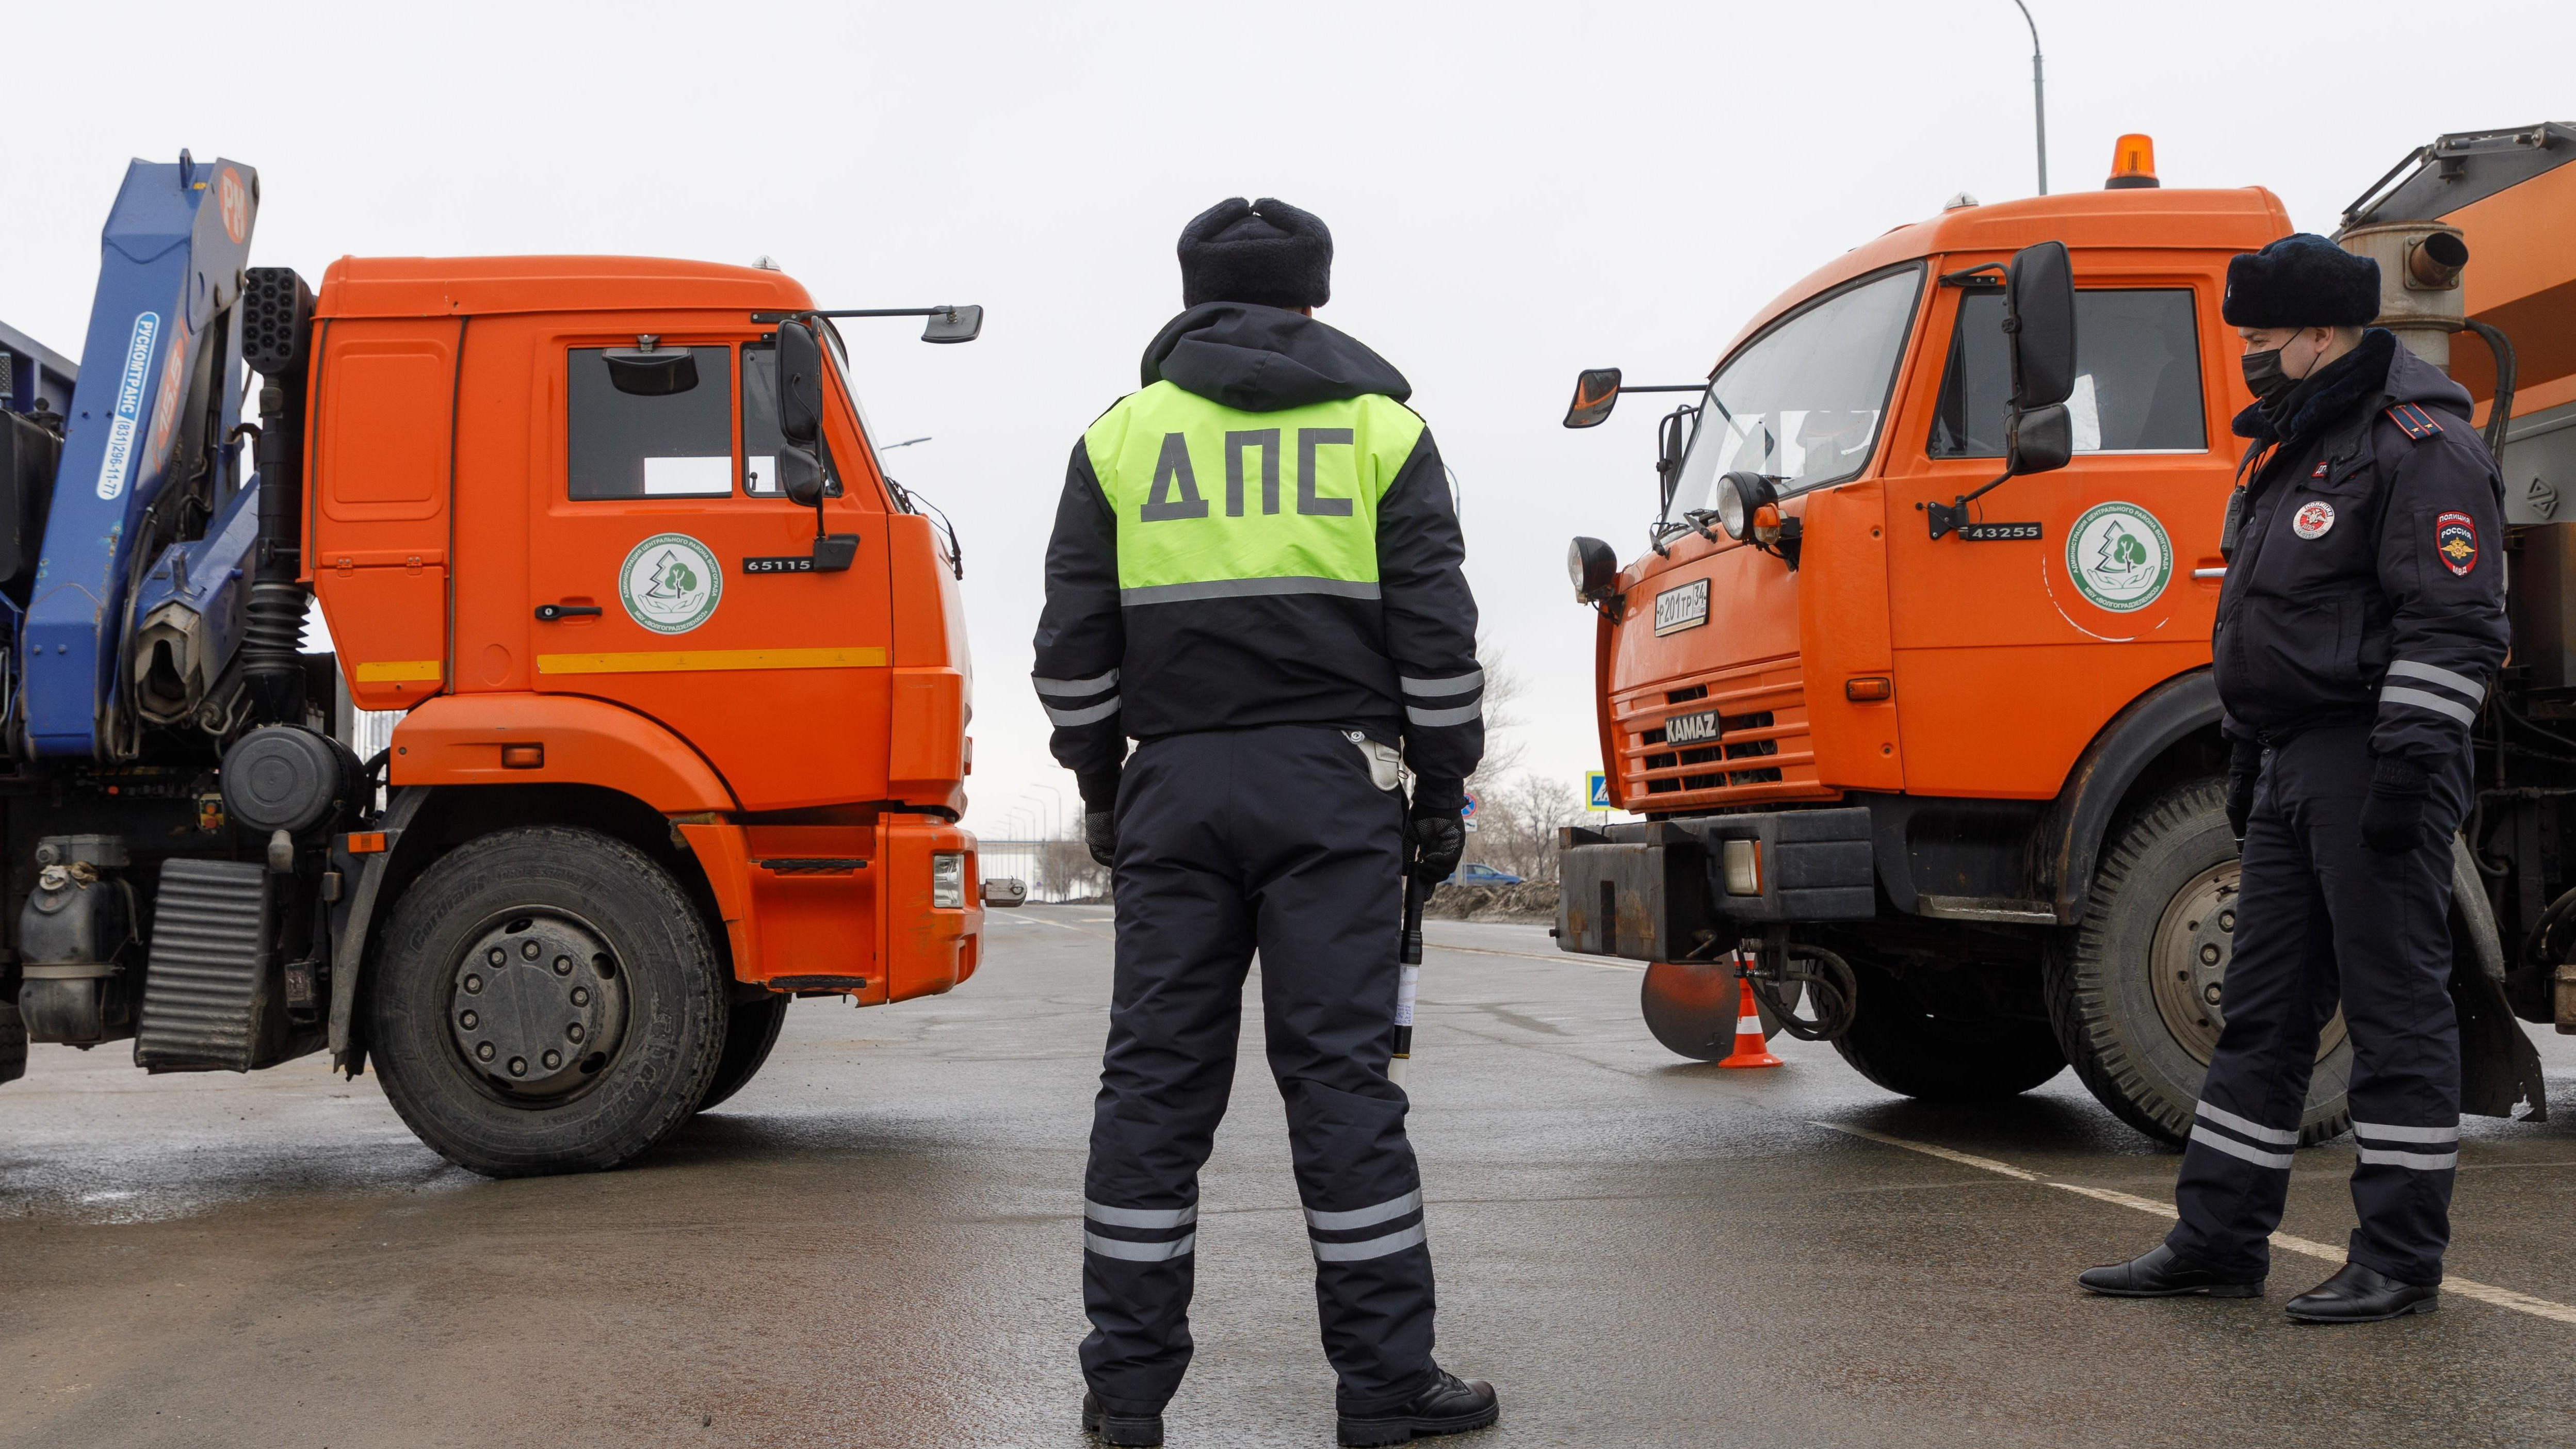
[
  {"left": 2166, "top": 724, "right": 2467, "bottom": 1286},
  {"left": 1081, "top": 725, "right": 1436, "bottom": 1416}
]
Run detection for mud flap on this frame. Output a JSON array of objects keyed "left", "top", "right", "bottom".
[
  {"left": 1641, "top": 957, "right": 1743, "bottom": 1061},
  {"left": 2452, "top": 835, "right": 2547, "bottom": 1121}
]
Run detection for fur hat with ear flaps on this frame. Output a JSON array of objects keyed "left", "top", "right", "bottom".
[
  {"left": 1177, "top": 197, "right": 1333, "bottom": 311},
  {"left": 2222, "top": 233, "right": 2381, "bottom": 329}
]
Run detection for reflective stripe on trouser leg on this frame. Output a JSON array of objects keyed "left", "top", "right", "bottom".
[
  {"left": 2168, "top": 725, "right": 2467, "bottom": 1285},
  {"left": 2166, "top": 755, "right": 2330, "bottom": 1281},
  {"left": 1078, "top": 737, "right": 1259, "bottom": 1417},
  {"left": 1242, "top": 726, "right": 1438, "bottom": 1418},
  {"left": 2330, "top": 757, "right": 2465, "bottom": 1285}
]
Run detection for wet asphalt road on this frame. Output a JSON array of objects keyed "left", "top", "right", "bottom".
[{"left": 6, "top": 905, "right": 2576, "bottom": 1448}]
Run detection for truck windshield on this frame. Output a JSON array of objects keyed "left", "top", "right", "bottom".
[{"left": 1669, "top": 265, "right": 1923, "bottom": 517}]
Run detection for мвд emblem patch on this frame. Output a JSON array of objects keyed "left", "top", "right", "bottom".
[{"left": 2436, "top": 511, "right": 2478, "bottom": 577}]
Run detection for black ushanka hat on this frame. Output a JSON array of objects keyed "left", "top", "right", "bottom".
[
  {"left": 2222, "top": 233, "right": 2380, "bottom": 329},
  {"left": 1177, "top": 197, "right": 1333, "bottom": 311}
]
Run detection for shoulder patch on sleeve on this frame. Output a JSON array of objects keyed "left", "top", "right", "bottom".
[
  {"left": 2436, "top": 511, "right": 2479, "bottom": 576},
  {"left": 2386, "top": 403, "right": 2444, "bottom": 441}
]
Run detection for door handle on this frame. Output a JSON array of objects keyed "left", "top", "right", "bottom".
[{"left": 534, "top": 603, "right": 604, "bottom": 622}]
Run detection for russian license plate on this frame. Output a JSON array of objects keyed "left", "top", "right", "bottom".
[
  {"left": 1665, "top": 708, "right": 1722, "bottom": 745},
  {"left": 1654, "top": 578, "right": 1710, "bottom": 636}
]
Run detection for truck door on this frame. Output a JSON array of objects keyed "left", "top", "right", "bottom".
[
  {"left": 522, "top": 335, "right": 894, "bottom": 811},
  {"left": 1884, "top": 271, "right": 2231, "bottom": 797}
]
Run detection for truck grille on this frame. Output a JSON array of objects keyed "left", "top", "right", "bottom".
[{"left": 1614, "top": 662, "right": 1823, "bottom": 809}]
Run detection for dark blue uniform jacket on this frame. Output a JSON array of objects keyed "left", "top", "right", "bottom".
[{"left": 2212, "top": 329, "right": 2509, "bottom": 772}]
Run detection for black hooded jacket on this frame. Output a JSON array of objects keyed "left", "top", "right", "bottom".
[
  {"left": 1032, "top": 304, "right": 1483, "bottom": 807},
  {"left": 2212, "top": 328, "right": 2508, "bottom": 772}
]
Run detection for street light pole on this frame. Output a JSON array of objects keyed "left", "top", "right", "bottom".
[
  {"left": 2012, "top": 0, "right": 2048, "bottom": 196},
  {"left": 1031, "top": 783, "right": 1065, "bottom": 840}
]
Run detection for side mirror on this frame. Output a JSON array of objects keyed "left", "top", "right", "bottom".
[
  {"left": 1563, "top": 368, "right": 1622, "bottom": 429},
  {"left": 778, "top": 445, "right": 824, "bottom": 507},
  {"left": 2005, "top": 402, "right": 2073, "bottom": 477},
  {"left": 776, "top": 320, "right": 823, "bottom": 446},
  {"left": 1655, "top": 408, "right": 1693, "bottom": 512},
  {"left": 1925, "top": 238, "right": 2078, "bottom": 537},
  {"left": 921, "top": 305, "right": 984, "bottom": 344},
  {"left": 2004, "top": 239, "right": 2076, "bottom": 411},
  {"left": 603, "top": 345, "right": 698, "bottom": 396}
]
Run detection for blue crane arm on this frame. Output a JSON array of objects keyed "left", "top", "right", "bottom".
[{"left": 26, "top": 155, "right": 258, "bottom": 759}]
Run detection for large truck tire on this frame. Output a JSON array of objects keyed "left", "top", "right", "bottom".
[
  {"left": 1829, "top": 952, "right": 2067, "bottom": 1099},
  {"left": 695, "top": 992, "right": 788, "bottom": 1113},
  {"left": 367, "top": 826, "right": 728, "bottom": 1177},
  {"left": 2045, "top": 781, "right": 2353, "bottom": 1148}
]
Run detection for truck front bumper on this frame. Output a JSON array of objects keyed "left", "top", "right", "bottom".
[{"left": 1557, "top": 808, "right": 1874, "bottom": 962}]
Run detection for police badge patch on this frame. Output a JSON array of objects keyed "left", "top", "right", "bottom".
[
  {"left": 2437, "top": 511, "right": 2478, "bottom": 576},
  {"left": 2293, "top": 501, "right": 2335, "bottom": 539}
]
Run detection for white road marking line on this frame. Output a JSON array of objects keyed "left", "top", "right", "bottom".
[
  {"left": 1007, "top": 913, "right": 1112, "bottom": 940},
  {"left": 1826, "top": 1122, "right": 2041, "bottom": 1181},
  {"left": 1818, "top": 1121, "right": 2576, "bottom": 1326},
  {"left": 1423, "top": 940, "right": 1645, "bottom": 972}
]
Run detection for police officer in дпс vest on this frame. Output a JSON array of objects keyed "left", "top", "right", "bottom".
[
  {"left": 2080, "top": 234, "right": 2508, "bottom": 1323},
  {"left": 1034, "top": 198, "right": 1499, "bottom": 1446}
]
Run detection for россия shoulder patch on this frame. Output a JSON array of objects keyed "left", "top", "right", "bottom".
[{"left": 2437, "top": 511, "right": 2478, "bottom": 576}]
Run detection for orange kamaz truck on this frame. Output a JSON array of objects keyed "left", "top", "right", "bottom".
[
  {"left": 1554, "top": 126, "right": 2575, "bottom": 1145},
  {"left": 0, "top": 157, "right": 987, "bottom": 1175}
]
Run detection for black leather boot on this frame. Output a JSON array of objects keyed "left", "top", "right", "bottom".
[
  {"left": 2078, "top": 1244, "right": 2265, "bottom": 1298},
  {"left": 2285, "top": 1261, "right": 2439, "bottom": 1323},
  {"left": 1337, "top": 1367, "right": 1500, "bottom": 1446},
  {"left": 1081, "top": 1391, "right": 1164, "bottom": 1446}
]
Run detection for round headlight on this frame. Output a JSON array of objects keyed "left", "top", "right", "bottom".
[
  {"left": 1567, "top": 536, "right": 1618, "bottom": 601},
  {"left": 1715, "top": 476, "right": 1749, "bottom": 540}
]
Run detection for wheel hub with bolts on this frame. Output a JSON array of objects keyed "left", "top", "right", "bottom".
[
  {"left": 2149, "top": 861, "right": 2346, "bottom": 1067},
  {"left": 448, "top": 912, "right": 628, "bottom": 1100}
]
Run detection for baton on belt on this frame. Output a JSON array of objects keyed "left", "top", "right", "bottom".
[{"left": 1390, "top": 846, "right": 1430, "bottom": 1087}]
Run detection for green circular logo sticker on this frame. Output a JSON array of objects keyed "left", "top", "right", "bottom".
[
  {"left": 2066, "top": 502, "right": 2172, "bottom": 613},
  {"left": 619, "top": 532, "right": 722, "bottom": 634}
]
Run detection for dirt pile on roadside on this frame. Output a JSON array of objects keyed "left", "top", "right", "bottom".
[{"left": 1424, "top": 881, "right": 1559, "bottom": 924}]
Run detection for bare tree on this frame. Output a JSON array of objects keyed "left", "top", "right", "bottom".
[
  {"left": 1469, "top": 772, "right": 1580, "bottom": 884},
  {"left": 1465, "top": 636, "right": 1527, "bottom": 804}
]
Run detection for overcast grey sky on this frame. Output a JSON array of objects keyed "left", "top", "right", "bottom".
[{"left": 6, "top": 1, "right": 2569, "bottom": 839}]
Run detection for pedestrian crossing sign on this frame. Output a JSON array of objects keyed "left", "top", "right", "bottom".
[{"left": 1586, "top": 771, "right": 1610, "bottom": 809}]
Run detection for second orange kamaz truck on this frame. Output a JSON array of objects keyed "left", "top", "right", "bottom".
[{"left": 1556, "top": 127, "right": 2575, "bottom": 1145}]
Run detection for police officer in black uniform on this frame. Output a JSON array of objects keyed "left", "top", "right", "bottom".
[
  {"left": 1037, "top": 199, "right": 1500, "bottom": 1445},
  {"left": 2080, "top": 234, "right": 2508, "bottom": 1322}
]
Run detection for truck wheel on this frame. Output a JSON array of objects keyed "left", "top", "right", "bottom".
[
  {"left": 695, "top": 992, "right": 788, "bottom": 1113},
  {"left": 1829, "top": 953, "right": 2067, "bottom": 1099},
  {"left": 2045, "top": 782, "right": 2352, "bottom": 1148},
  {"left": 367, "top": 826, "right": 728, "bottom": 1177}
]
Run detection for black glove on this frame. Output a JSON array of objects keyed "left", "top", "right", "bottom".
[
  {"left": 1407, "top": 776, "right": 1467, "bottom": 884},
  {"left": 2225, "top": 737, "right": 2262, "bottom": 842},
  {"left": 2359, "top": 755, "right": 2431, "bottom": 855},
  {"left": 1078, "top": 769, "right": 1120, "bottom": 868}
]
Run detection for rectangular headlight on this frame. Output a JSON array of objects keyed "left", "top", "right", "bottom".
[
  {"left": 931, "top": 852, "right": 966, "bottom": 909},
  {"left": 1722, "top": 839, "right": 1762, "bottom": 897}
]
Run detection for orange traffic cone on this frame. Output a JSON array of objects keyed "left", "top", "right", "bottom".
[{"left": 1717, "top": 967, "right": 1783, "bottom": 1069}]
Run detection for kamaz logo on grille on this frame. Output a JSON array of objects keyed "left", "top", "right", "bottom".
[
  {"left": 1665, "top": 708, "right": 1722, "bottom": 745},
  {"left": 1653, "top": 578, "right": 1709, "bottom": 636}
]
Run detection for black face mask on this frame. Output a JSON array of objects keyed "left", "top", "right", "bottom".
[{"left": 2241, "top": 347, "right": 2292, "bottom": 399}]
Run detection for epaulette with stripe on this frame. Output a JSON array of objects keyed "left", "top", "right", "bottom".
[{"left": 2385, "top": 402, "right": 2444, "bottom": 441}]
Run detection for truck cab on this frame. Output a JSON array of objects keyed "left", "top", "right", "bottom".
[
  {"left": 2, "top": 155, "right": 990, "bottom": 1177},
  {"left": 1559, "top": 132, "right": 2570, "bottom": 1144}
]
